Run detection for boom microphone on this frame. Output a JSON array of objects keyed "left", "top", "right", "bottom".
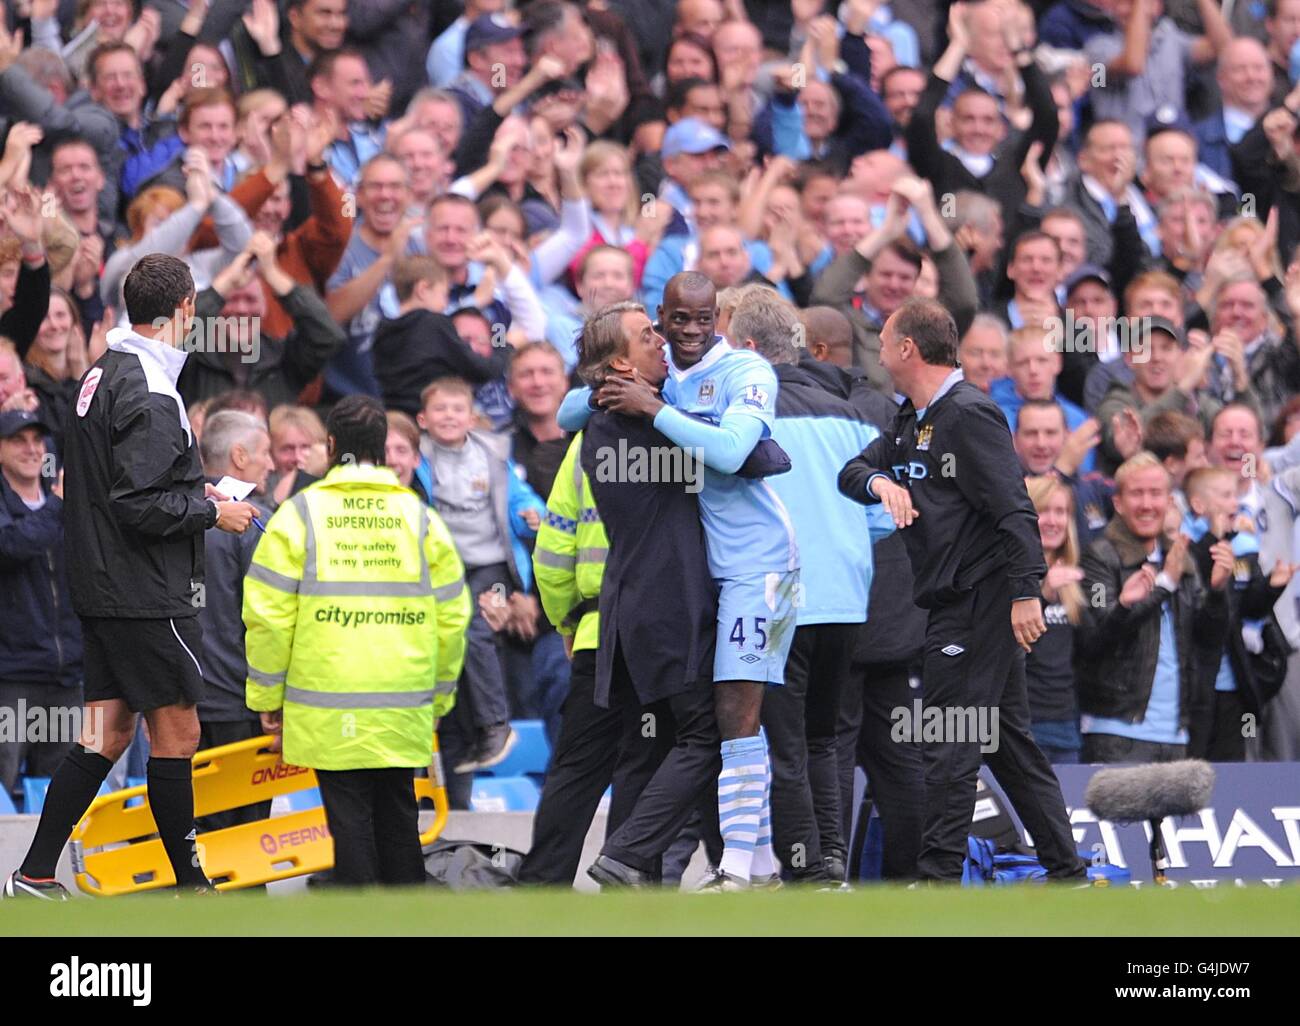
[
  {"left": 1084, "top": 760, "right": 1216, "bottom": 885},
  {"left": 1084, "top": 760, "right": 1216, "bottom": 822}
]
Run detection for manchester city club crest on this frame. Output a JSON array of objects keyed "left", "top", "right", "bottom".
[
  {"left": 699, "top": 380, "right": 716, "bottom": 402},
  {"left": 916, "top": 425, "right": 933, "bottom": 451}
]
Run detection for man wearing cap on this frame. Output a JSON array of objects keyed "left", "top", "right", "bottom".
[
  {"left": 447, "top": 14, "right": 528, "bottom": 128},
  {"left": 1096, "top": 315, "right": 1226, "bottom": 473},
  {"left": 657, "top": 117, "right": 732, "bottom": 240},
  {"left": 1058, "top": 263, "right": 1121, "bottom": 406},
  {"left": 4, "top": 254, "right": 258, "bottom": 900},
  {"left": 0, "top": 409, "right": 82, "bottom": 799}
]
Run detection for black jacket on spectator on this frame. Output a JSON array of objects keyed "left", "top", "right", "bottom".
[
  {"left": 1, "top": 261, "right": 52, "bottom": 357},
  {"left": 22, "top": 363, "right": 76, "bottom": 458},
  {"left": 511, "top": 409, "right": 569, "bottom": 509},
  {"left": 0, "top": 473, "right": 82, "bottom": 688},
  {"left": 345, "top": 0, "right": 432, "bottom": 114},
  {"left": 181, "top": 284, "right": 345, "bottom": 410},
  {"left": 65, "top": 340, "right": 212, "bottom": 619},
  {"left": 906, "top": 62, "right": 1057, "bottom": 230},
  {"left": 581, "top": 408, "right": 716, "bottom": 707},
  {"left": 1189, "top": 532, "right": 1286, "bottom": 724},
  {"left": 839, "top": 378, "right": 1047, "bottom": 610},
  {"left": 197, "top": 485, "right": 267, "bottom": 724},
  {"left": 372, "top": 308, "right": 512, "bottom": 417},
  {"left": 1075, "top": 518, "right": 1227, "bottom": 730}
]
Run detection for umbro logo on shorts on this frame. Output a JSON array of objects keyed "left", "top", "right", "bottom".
[
  {"left": 941, "top": 645, "right": 964, "bottom": 657},
  {"left": 740, "top": 653, "right": 760, "bottom": 663}
]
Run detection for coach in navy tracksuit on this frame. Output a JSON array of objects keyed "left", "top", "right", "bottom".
[
  {"left": 838, "top": 298, "right": 1086, "bottom": 883},
  {"left": 731, "top": 291, "right": 894, "bottom": 885}
]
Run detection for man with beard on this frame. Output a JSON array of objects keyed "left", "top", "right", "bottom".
[{"left": 559, "top": 273, "right": 799, "bottom": 890}]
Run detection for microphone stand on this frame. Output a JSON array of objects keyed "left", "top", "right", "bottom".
[{"left": 1148, "top": 817, "right": 1170, "bottom": 886}]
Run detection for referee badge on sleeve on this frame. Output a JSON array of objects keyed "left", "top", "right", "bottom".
[{"left": 75, "top": 368, "right": 103, "bottom": 417}]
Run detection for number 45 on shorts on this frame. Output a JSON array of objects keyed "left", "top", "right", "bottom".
[{"left": 729, "top": 617, "right": 768, "bottom": 650}]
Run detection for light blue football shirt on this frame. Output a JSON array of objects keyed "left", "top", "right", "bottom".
[{"left": 655, "top": 340, "right": 799, "bottom": 580}]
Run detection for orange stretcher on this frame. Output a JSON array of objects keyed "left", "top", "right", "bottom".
[{"left": 69, "top": 734, "right": 449, "bottom": 895}]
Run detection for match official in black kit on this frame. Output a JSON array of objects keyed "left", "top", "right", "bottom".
[
  {"left": 4, "top": 254, "right": 258, "bottom": 900},
  {"left": 838, "top": 298, "right": 1086, "bottom": 884}
]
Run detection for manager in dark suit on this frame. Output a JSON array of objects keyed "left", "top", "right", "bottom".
[{"left": 577, "top": 301, "right": 722, "bottom": 889}]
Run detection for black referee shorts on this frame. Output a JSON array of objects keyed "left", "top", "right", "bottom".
[{"left": 81, "top": 616, "right": 207, "bottom": 712}]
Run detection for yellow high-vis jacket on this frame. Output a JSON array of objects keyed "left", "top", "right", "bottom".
[
  {"left": 242, "top": 463, "right": 471, "bottom": 771},
  {"left": 532, "top": 433, "right": 605, "bottom": 653}
]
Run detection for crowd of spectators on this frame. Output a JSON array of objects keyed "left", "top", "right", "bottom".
[{"left": 5, "top": 0, "right": 1300, "bottom": 817}]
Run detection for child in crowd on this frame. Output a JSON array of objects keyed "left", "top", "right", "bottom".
[
  {"left": 1183, "top": 467, "right": 1294, "bottom": 760},
  {"left": 414, "top": 377, "right": 544, "bottom": 771}
]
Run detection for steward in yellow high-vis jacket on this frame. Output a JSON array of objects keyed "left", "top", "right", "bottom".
[{"left": 243, "top": 397, "right": 470, "bottom": 886}]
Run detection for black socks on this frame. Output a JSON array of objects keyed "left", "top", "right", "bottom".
[
  {"left": 20, "top": 746, "right": 113, "bottom": 879},
  {"left": 147, "top": 756, "right": 210, "bottom": 887}
]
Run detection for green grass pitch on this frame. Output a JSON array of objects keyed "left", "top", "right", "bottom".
[{"left": 3, "top": 884, "right": 1299, "bottom": 936}]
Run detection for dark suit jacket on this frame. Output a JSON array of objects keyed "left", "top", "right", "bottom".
[{"left": 581, "top": 409, "right": 717, "bottom": 706}]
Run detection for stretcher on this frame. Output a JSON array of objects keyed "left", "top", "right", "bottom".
[{"left": 69, "top": 734, "right": 449, "bottom": 895}]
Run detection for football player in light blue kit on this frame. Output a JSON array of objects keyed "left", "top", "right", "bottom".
[{"left": 558, "top": 273, "right": 800, "bottom": 890}]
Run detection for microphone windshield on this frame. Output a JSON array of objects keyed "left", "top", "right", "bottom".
[{"left": 1084, "top": 759, "right": 1216, "bottom": 823}]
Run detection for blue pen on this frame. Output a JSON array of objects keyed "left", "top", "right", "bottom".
[{"left": 252, "top": 516, "right": 267, "bottom": 533}]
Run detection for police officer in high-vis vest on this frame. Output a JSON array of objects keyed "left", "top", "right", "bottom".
[{"left": 244, "top": 395, "right": 471, "bottom": 886}]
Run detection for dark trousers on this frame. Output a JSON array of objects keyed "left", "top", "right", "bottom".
[
  {"left": 1208, "top": 690, "right": 1247, "bottom": 762},
  {"left": 516, "top": 650, "right": 663, "bottom": 885},
  {"left": 601, "top": 657, "right": 720, "bottom": 876},
  {"left": 1081, "top": 733, "right": 1188, "bottom": 764},
  {"left": 836, "top": 658, "right": 925, "bottom": 881},
  {"left": 918, "top": 575, "right": 1086, "bottom": 882},
  {"left": 460, "top": 563, "right": 513, "bottom": 729},
  {"left": 763, "top": 622, "right": 856, "bottom": 879},
  {"left": 316, "top": 767, "right": 425, "bottom": 886},
  {"left": 195, "top": 719, "right": 273, "bottom": 833},
  {"left": 0, "top": 682, "right": 82, "bottom": 796}
]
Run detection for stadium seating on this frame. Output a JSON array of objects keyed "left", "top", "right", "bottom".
[
  {"left": 470, "top": 776, "right": 541, "bottom": 813},
  {"left": 22, "top": 777, "right": 49, "bottom": 815},
  {"left": 286, "top": 787, "right": 324, "bottom": 811},
  {"left": 476, "top": 720, "right": 550, "bottom": 779},
  {"left": 21, "top": 777, "right": 115, "bottom": 815}
]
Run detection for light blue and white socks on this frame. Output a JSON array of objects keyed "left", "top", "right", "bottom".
[
  {"left": 717, "top": 732, "right": 778, "bottom": 882},
  {"left": 750, "top": 730, "right": 779, "bottom": 879}
]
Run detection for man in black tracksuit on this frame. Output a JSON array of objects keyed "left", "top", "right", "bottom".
[
  {"left": 838, "top": 296, "right": 1086, "bottom": 883},
  {"left": 4, "top": 254, "right": 257, "bottom": 900}
]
